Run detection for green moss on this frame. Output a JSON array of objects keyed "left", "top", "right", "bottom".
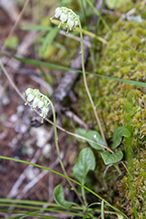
[
  {"left": 77, "top": 17, "right": 146, "bottom": 145},
  {"left": 119, "top": 150, "right": 146, "bottom": 218},
  {"left": 75, "top": 2, "right": 146, "bottom": 215}
]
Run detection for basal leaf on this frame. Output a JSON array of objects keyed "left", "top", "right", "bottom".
[
  {"left": 112, "top": 127, "right": 131, "bottom": 149},
  {"left": 101, "top": 151, "right": 123, "bottom": 165},
  {"left": 53, "top": 184, "right": 72, "bottom": 209},
  {"left": 72, "top": 147, "right": 96, "bottom": 183},
  {"left": 85, "top": 131, "right": 104, "bottom": 150},
  {"left": 75, "top": 128, "right": 87, "bottom": 143}
]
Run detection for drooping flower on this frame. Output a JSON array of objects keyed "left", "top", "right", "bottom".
[
  {"left": 54, "top": 7, "right": 62, "bottom": 18},
  {"left": 60, "top": 11, "right": 68, "bottom": 23},
  {"left": 41, "top": 106, "right": 49, "bottom": 117},
  {"left": 67, "top": 18, "right": 75, "bottom": 30},
  {"left": 24, "top": 88, "right": 50, "bottom": 122},
  {"left": 32, "top": 96, "right": 40, "bottom": 108},
  {"left": 50, "top": 7, "right": 79, "bottom": 32}
]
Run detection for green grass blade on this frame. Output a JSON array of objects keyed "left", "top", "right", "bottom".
[
  {"left": 0, "top": 156, "right": 129, "bottom": 219},
  {"left": 21, "top": 25, "right": 52, "bottom": 31},
  {"left": 11, "top": 56, "right": 146, "bottom": 88}
]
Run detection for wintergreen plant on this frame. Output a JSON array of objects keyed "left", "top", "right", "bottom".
[
  {"left": 24, "top": 87, "right": 84, "bottom": 205},
  {"left": 50, "top": 6, "right": 107, "bottom": 148},
  {"left": 22, "top": 88, "right": 130, "bottom": 218}
]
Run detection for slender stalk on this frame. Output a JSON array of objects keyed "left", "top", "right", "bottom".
[
  {"left": 78, "top": 18, "right": 108, "bottom": 147},
  {"left": 81, "top": 179, "right": 87, "bottom": 207},
  {"left": 48, "top": 100, "right": 84, "bottom": 206}
]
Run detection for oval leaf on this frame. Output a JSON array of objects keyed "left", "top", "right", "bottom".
[
  {"left": 85, "top": 131, "right": 105, "bottom": 150},
  {"left": 53, "top": 184, "right": 72, "bottom": 209},
  {"left": 72, "top": 147, "right": 96, "bottom": 183},
  {"left": 75, "top": 128, "right": 87, "bottom": 143},
  {"left": 101, "top": 151, "right": 123, "bottom": 165},
  {"left": 112, "top": 127, "right": 131, "bottom": 149}
]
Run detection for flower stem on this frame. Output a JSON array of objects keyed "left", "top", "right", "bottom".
[
  {"left": 49, "top": 100, "right": 84, "bottom": 206},
  {"left": 78, "top": 17, "right": 108, "bottom": 147}
]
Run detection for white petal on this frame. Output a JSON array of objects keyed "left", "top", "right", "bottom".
[
  {"left": 68, "top": 12, "right": 74, "bottom": 19},
  {"left": 55, "top": 7, "right": 62, "bottom": 18},
  {"left": 74, "top": 18, "right": 78, "bottom": 27},
  {"left": 38, "top": 99, "right": 44, "bottom": 108},
  {"left": 32, "top": 96, "right": 40, "bottom": 107},
  {"left": 27, "top": 93, "right": 34, "bottom": 102},
  {"left": 41, "top": 107, "right": 49, "bottom": 116},
  {"left": 67, "top": 18, "right": 75, "bottom": 30},
  {"left": 25, "top": 88, "right": 32, "bottom": 96},
  {"left": 60, "top": 12, "right": 68, "bottom": 23}
]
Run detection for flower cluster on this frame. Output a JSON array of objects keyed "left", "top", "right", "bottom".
[
  {"left": 24, "top": 88, "right": 49, "bottom": 122},
  {"left": 50, "top": 7, "right": 79, "bottom": 32}
]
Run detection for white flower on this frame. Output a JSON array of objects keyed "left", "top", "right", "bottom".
[
  {"left": 55, "top": 7, "right": 62, "bottom": 18},
  {"left": 41, "top": 106, "right": 49, "bottom": 117},
  {"left": 27, "top": 93, "right": 35, "bottom": 102},
  {"left": 74, "top": 17, "right": 79, "bottom": 28},
  {"left": 60, "top": 11, "right": 68, "bottom": 23},
  {"left": 67, "top": 18, "right": 75, "bottom": 30},
  {"left": 43, "top": 99, "right": 48, "bottom": 106},
  {"left": 68, "top": 11, "right": 74, "bottom": 19},
  {"left": 25, "top": 88, "right": 32, "bottom": 96},
  {"left": 37, "top": 99, "right": 44, "bottom": 108},
  {"left": 32, "top": 96, "right": 40, "bottom": 108}
]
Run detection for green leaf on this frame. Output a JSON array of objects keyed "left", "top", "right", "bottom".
[
  {"left": 85, "top": 131, "right": 104, "bottom": 150},
  {"left": 112, "top": 127, "right": 131, "bottom": 149},
  {"left": 53, "top": 184, "right": 72, "bottom": 209},
  {"left": 72, "top": 147, "right": 96, "bottom": 183},
  {"left": 101, "top": 151, "right": 123, "bottom": 165},
  {"left": 75, "top": 128, "right": 87, "bottom": 143},
  {"left": 21, "top": 25, "right": 52, "bottom": 31},
  {"left": 42, "top": 27, "right": 59, "bottom": 56}
]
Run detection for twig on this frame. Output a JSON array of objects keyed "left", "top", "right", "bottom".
[{"left": 0, "top": 0, "right": 31, "bottom": 55}]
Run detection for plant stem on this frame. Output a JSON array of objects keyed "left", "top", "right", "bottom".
[
  {"left": 49, "top": 100, "right": 84, "bottom": 206},
  {"left": 81, "top": 179, "right": 88, "bottom": 207},
  {"left": 78, "top": 18, "right": 107, "bottom": 147}
]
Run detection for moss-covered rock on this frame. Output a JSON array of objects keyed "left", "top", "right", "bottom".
[
  {"left": 96, "top": 18, "right": 146, "bottom": 147},
  {"left": 119, "top": 150, "right": 146, "bottom": 218},
  {"left": 75, "top": 2, "right": 146, "bottom": 216}
]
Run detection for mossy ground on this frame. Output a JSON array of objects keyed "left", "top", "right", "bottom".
[{"left": 75, "top": 1, "right": 146, "bottom": 217}]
